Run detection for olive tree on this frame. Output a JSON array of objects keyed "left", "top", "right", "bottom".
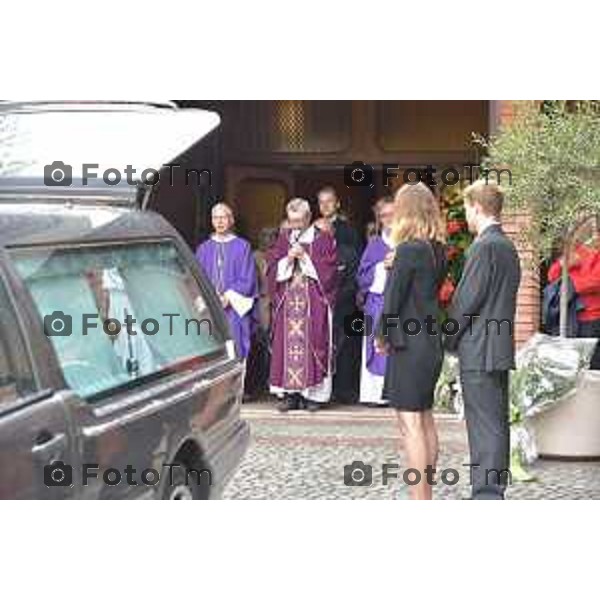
[{"left": 479, "top": 101, "right": 600, "bottom": 336}]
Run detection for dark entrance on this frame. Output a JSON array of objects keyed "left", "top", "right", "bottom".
[
  {"left": 227, "top": 164, "right": 386, "bottom": 246},
  {"left": 166, "top": 100, "right": 490, "bottom": 247}
]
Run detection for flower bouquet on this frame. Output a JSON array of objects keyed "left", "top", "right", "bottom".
[
  {"left": 435, "top": 334, "right": 597, "bottom": 481},
  {"left": 509, "top": 334, "right": 597, "bottom": 479},
  {"left": 438, "top": 184, "right": 474, "bottom": 309}
]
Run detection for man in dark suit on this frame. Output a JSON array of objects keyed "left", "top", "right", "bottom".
[
  {"left": 317, "top": 185, "right": 363, "bottom": 404},
  {"left": 445, "top": 181, "right": 521, "bottom": 500}
]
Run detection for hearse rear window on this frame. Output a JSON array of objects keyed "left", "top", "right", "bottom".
[{"left": 10, "top": 240, "right": 225, "bottom": 400}]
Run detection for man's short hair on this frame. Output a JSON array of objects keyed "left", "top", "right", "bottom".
[
  {"left": 317, "top": 185, "right": 338, "bottom": 198},
  {"left": 463, "top": 180, "right": 504, "bottom": 218}
]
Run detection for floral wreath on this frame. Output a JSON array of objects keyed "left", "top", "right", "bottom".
[{"left": 438, "top": 183, "right": 474, "bottom": 307}]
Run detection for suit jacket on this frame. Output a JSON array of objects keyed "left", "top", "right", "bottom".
[
  {"left": 375, "top": 239, "right": 447, "bottom": 351},
  {"left": 445, "top": 224, "right": 521, "bottom": 372},
  {"left": 331, "top": 217, "right": 362, "bottom": 324}
]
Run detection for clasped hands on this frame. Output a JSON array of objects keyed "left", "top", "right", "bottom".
[
  {"left": 383, "top": 250, "right": 395, "bottom": 270},
  {"left": 288, "top": 244, "right": 306, "bottom": 262}
]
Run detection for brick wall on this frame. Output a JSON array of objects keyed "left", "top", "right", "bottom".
[{"left": 503, "top": 212, "right": 541, "bottom": 346}]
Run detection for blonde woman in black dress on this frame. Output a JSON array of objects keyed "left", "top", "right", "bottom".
[{"left": 375, "top": 182, "right": 447, "bottom": 500}]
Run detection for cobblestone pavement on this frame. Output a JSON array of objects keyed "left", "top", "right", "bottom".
[{"left": 224, "top": 402, "right": 600, "bottom": 499}]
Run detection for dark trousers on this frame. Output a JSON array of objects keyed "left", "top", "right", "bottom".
[
  {"left": 244, "top": 328, "right": 270, "bottom": 398},
  {"left": 578, "top": 319, "right": 600, "bottom": 370},
  {"left": 460, "top": 370, "right": 511, "bottom": 500},
  {"left": 332, "top": 322, "right": 361, "bottom": 403}
]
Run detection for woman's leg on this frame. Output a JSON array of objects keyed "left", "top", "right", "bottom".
[
  {"left": 395, "top": 410, "right": 432, "bottom": 500},
  {"left": 423, "top": 410, "right": 439, "bottom": 471}
]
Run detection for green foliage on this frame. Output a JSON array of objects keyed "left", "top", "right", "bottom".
[
  {"left": 433, "top": 355, "right": 459, "bottom": 412},
  {"left": 0, "top": 114, "right": 21, "bottom": 177},
  {"left": 478, "top": 101, "right": 600, "bottom": 260}
]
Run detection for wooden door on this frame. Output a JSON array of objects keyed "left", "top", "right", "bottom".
[{"left": 226, "top": 166, "right": 294, "bottom": 246}]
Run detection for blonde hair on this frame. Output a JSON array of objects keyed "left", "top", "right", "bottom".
[{"left": 391, "top": 182, "right": 445, "bottom": 246}]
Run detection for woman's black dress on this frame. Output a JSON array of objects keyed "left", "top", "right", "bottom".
[{"left": 377, "top": 239, "right": 447, "bottom": 411}]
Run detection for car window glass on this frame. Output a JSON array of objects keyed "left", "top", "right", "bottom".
[
  {"left": 0, "top": 279, "right": 36, "bottom": 406},
  {"left": 0, "top": 336, "right": 18, "bottom": 406},
  {"left": 10, "top": 241, "right": 225, "bottom": 401}
]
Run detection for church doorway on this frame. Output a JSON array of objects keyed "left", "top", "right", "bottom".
[
  {"left": 226, "top": 164, "right": 383, "bottom": 246},
  {"left": 214, "top": 100, "right": 490, "bottom": 246}
]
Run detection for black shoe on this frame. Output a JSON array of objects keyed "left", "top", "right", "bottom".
[
  {"left": 292, "top": 393, "right": 306, "bottom": 410},
  {"left": 277, "top": 400, "right": 290, "bottom": 413},
  {"left": 277, "top": 395, "right": 299, "bottom": 412},
  {"left": 305, "top": 400, "right": 321, "bottom": 412}
]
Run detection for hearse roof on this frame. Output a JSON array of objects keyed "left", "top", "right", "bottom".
[
  {"left": 0, "top": 101, "right": 220, "bottom": 247},
  {"left": 0, "top": 101, "right": 220, "bottom": 185}
]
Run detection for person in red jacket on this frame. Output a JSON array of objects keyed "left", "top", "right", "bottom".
[{"left": 548, "top": 240, "right": 600, "bottom": 369}]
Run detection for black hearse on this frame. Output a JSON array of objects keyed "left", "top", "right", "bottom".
[{"left": 0, "top": 101, "right": 249, "bottom": 499}]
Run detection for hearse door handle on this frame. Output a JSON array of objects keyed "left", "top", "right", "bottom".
[
  {"left": 32, "top": 431, "right": 67, "bottom": 457},
  {"left": 191, "top": 379, "right": 211, "bottom": 393}
]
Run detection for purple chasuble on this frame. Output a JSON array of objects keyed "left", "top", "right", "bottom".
[
  {"left": 356, "top": 234, "right": 392, "bottom": 376},
  {"left": 267, "top": 226, "right": 337, "bottom": 393},
  {"left": 195, "top": 235, "right": 257, "bottom": 359}
]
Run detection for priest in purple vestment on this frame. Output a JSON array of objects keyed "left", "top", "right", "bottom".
[
  {"left": 356, "top": 197, "right": 396, "bottom": 405},
  {"left": 267, "top": 198, "right": 337, "bottom": 412},
  {"left": 195, "top": 203, "right": 258, "bottom": 360}
]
